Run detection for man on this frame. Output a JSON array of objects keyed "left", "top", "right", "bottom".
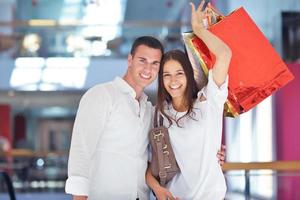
[
  {"left": 65, "top": 36, "right": 225, "bottom": 200},
  {"left": 66, "top": 36, "right": 163, "bottom": 200}
]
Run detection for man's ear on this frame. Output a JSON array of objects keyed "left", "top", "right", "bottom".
[{"left": 127, "top": 54, "right": 133, "bottom": 67}]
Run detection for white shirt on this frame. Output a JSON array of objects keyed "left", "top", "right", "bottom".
[
  {"left": 65, "top": 77, "right": 153, "bottom": 200},
  {"left": 164, "top": 70, "right": 228, "bottom": 200}
]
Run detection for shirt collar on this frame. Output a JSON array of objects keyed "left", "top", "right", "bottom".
[{"left": 113, "top": 77, "right": 148, "bottom": 102}]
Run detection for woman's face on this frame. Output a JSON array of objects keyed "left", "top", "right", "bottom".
[{"left": 162, "top": 59, "right": 187, "bottom": 101}]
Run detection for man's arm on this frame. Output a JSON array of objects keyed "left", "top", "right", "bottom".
[
  {"left": 66, "top": 86, "right": 111, "bottom": 197},
  {"left": 73, "top": 195, "right": 87, "bottom": 200}
]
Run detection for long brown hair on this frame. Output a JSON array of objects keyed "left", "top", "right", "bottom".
[{"left": 156, "top": 49, "right": 199, "bottom": 127}]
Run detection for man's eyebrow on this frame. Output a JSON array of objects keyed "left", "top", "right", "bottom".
[{"left": 136, "top": 56, "right": 160, "bottom": 64}]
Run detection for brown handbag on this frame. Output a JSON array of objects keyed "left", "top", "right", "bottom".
[{"left": 149, "top": 108, "right": 180, "bottom": 186}]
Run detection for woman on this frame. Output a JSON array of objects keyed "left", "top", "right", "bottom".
[{"left": 146, "top": 1, "right": 232, "bottom": 200}]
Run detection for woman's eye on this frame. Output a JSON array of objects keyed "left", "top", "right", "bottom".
[{"left": 163, "top": 74, "right": 170, "bottom": 77}]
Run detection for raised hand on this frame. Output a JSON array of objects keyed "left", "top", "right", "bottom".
[
  {"left": 190, "top": 0, "right": 208, "bottom": 34},
  {"left": 190, "top": 0, "right": 231, "bottom": 87}
]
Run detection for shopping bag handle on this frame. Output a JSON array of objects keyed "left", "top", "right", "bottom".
[
  {"left": 208, "top": 5, "right": 225, "bottom": 18},
  {"left": 200, "top": 0, "right": 224, "bottom": 18},
  {"left": 202, "top": 0, "right": 210, "bottom": 11}
]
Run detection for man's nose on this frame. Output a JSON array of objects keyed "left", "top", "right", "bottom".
[{"left": 144, "top": 62, "right": 151, "bottom": 72}]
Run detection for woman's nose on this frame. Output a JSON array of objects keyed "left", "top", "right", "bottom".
[{"left": 170, "top": 75, "right": 177, "bottom": 83}]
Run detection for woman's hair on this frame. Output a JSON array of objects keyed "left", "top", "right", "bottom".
[{"left": 156, "top": 49, "right": 199, "bottom": 127}]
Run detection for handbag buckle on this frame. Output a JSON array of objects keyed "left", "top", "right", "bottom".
[
  {"left": 159, "top": 171, "right": 167, "bottom": 178},
  {"left": 164, "top": 164, "right": 171, "bottom": 169},
  {"left": 153, "top": 130, "right": 164, "bottom": 142}
]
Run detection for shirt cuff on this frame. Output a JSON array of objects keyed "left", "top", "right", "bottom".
[
  {"left": 65, "top": 176, "right": 89, "bottom": 196},
  {"left": 207, "top": 70, "right": 228, "bottom": 92},
  {"left": 206, "top": 70, "right": 229, "bottom": 107}
]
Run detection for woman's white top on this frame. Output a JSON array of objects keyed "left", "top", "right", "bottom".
[{"left": 164, "top": 70, "right": 228, "bottom": 200}]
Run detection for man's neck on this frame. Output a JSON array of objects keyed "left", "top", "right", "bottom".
[{"left": 123, "top": 75, "right": 143, "bottom": 100}]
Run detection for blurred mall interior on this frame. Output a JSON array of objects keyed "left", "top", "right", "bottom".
[{"left": 0, "top": 0, "right": 300, "bottom": 199}]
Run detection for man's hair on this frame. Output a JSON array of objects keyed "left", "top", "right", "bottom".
[{"left": 130, "top": 36, "right": 164, "bottom": 56}]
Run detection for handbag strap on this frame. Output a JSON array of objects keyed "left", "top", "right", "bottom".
[
  {"left": 154, "top": 107, "right": 164, "bottom": 128},
  {"left": 153, "top": 107, "right": 170, "bottom": 186},
  {"left": 156, "top": 139, "right": 167, "bottom": 186}
]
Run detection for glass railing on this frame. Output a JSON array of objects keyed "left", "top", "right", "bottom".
[
  {"left": 223, "top": 161, "right": 300, "bottom": 200},
  {"left": 0, "top": 171, "right": 16, "bottom": 200},
  {"left": 1, "top": 151, "right": 300, "bottom": 199},
  {"left": 0, "top": 150, "right": 68, "bottom": 194}
]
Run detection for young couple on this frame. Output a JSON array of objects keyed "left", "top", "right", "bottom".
[{"left": 66, "top": 1, "right": 231, "bottom": 200}]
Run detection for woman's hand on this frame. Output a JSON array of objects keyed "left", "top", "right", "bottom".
[
  {"left": 190, "top": 0, "right": 208, "bottom": 35},
  {"left": 153, "top": 185, "right": 179, "bottom": 200},
  {"left": 190, "top": 0, "right": 231, "bottom": 86}
]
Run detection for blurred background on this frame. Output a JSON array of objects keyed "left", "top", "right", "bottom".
[{"left": 0, "top": 0, "right": 299, "bottom": 199}]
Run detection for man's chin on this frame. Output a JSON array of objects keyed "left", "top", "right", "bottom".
[{"left": 140, "top": 78, "right": 153, "bottom": 86}]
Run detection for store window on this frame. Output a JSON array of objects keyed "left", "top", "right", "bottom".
[{"left": 225, "top": 96, "right": 275, "bottom": 198}]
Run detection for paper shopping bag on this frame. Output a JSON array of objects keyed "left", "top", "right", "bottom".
[{"left": 183, "top": 7, "right": 294, "bottom": 117}]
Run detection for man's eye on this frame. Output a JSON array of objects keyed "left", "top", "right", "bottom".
[{"left": 153, "top": 63, "right": 160, "bottom": 67}]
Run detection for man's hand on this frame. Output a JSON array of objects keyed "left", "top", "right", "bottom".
[
  {"left": 73, "top": 195, "right": 87, "bottom": 200},
  {"left": 217, "top": 145, "right": 226, "bottom": 166}
]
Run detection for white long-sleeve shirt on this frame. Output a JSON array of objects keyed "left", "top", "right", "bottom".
[
  {"left": 65, "top": 77, "right": 153, "bottom": 200},
  {"left": 164, "top": 70, "right": 228, "bottom": 200}
]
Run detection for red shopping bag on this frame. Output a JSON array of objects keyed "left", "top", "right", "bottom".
[{"left": 183, "top": 7, "right": 294, "bottom": 117}]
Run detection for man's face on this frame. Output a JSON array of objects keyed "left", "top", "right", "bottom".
[{"left": 127, "top": 45, "right": 162, "bottom": 90}]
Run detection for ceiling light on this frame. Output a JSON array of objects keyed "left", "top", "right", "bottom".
[{"left": 22, "top": 34, "right": 41, "bottom": 52}]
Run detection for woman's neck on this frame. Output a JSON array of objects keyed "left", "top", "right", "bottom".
[{"left": 172, "top": 97, "right": 188, "bottom": 112}]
